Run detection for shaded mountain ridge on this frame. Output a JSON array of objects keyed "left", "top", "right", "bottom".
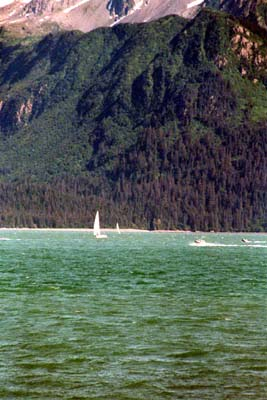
[{"left": 0, "top": 7, "right": 266, "bottom": 230}]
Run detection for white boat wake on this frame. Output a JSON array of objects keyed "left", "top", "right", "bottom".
[
  {"left": 190, "top": 242, "right": 267, "bottom": 248},
  {"left": 190, "top": 242, "right": 239, "bottom": 247}
]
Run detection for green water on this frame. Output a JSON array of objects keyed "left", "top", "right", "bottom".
[{"left": 0, "top": 231, "right": 266, "bottom": 399}]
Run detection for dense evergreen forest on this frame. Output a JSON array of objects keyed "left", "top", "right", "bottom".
[{"left": 0, "top": 9, "right": 266, "bottom": 230}]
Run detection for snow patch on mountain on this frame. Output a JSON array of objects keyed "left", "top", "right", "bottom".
[
  {"left": 187, "top": 0, "right": 204, "bottom": 9},
  {"left": 0, "top": 0, "right": 13, "bottom": 7}
]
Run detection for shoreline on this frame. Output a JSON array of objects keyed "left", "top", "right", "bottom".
[{"left": 0, "top": 227, "right": 265, "bottom": 234}]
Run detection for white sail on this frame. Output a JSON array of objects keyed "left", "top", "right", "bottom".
[
  {"left": 93, "top": 211, "right": 100, "bottom": 236},
  {"left": 93, "top": 211, "right": 107, "bottom": 239},
  {"left": 116, "top": 222, "right": 121, "bottom": 234}
]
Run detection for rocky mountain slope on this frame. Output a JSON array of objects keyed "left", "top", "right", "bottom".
[
  {"left": 0, "top": 5, "right": 266, "bottom": 230},
  {"left": 206, "top": 0, "right": 267, "bottom": 31},
  {"left": 0, "top": 0, "right": 205, "bottom": 34},
  {"left": 221, "top": 0, "right": 267, "bottom": 34}
]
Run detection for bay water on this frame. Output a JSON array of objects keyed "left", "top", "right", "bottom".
[{"left": 0, "top": 230, "right": 266, "bottom": 399}]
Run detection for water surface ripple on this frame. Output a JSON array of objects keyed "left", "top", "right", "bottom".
[{"left": 0, "top": 231, "right": 266, "bottom": 399}]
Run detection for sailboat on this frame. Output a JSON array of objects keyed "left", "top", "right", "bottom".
[
  {"left": 93, "top": 211, "right": 107, "bottom": 239},
  {"left": 116, "top": 222, "right": 121, "bottom": 234}
]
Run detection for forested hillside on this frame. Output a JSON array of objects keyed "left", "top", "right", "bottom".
[{"left": 0, "top": 9, "right": 266, "bottom": 230}]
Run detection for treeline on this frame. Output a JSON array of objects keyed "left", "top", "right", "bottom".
[
  {"left": 112, "top": 125, "right": 267, "bottom": 231},
  {"left": 0, "top": 124, "right": 266, "bottom": 231}
]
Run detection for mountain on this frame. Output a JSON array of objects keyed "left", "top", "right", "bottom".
[
  {"left": 0, "top": 6, "right": 267, "bottom": 231},
  {"left": 221, "top": 0, "right": 267, "bottom": 34},
  {"left": 0, "top": 0, "right": 204, "bottom": 35},
  {"left": 206, "top": 0, "right": 267, "bottom": 32}
]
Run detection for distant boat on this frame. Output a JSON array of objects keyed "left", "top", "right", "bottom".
[
  {"left": 194, "top": 239, "right": 206, "bottom": 245},
  {"left": 241, "top": 238, "right": 251, "bottom": 243},
  {"left": 93, "top": 211, "right": 107, "bottom": 239},
  {"left": 116, "top": 222, "right": 121, "bottom": 234}
]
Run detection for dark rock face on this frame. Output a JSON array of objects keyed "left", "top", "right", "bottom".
[
  {"left": 220, "top": 0, "right": 267, "bottom": 33},
  {"left": 107, "top": 0, "right": 135, "bottom": 17}
]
